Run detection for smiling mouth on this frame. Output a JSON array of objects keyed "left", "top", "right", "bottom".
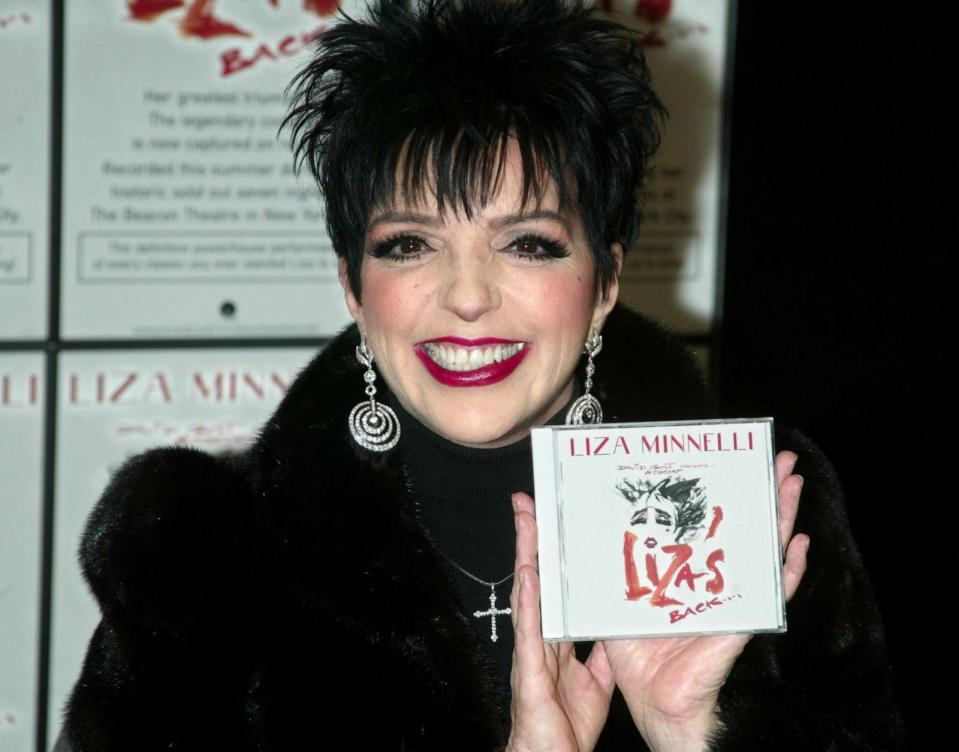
[
  {"left": 414, "top": 337, "right": 531, "bottom": 387},
  {"left": 420, "top": 341, "right": 525, "bottom": 371}
]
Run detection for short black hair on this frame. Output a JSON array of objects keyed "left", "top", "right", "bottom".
[{"left": 282, "top": 0, "right": 665, "bottom": 303}]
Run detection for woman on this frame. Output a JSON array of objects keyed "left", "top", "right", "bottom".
[{"left": 58, "top": 1, "right": 903, "bottom": 750}]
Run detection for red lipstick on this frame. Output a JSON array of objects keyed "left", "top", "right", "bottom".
[{"left": 414, "top": 338, "right": 531, "bottom": 387}]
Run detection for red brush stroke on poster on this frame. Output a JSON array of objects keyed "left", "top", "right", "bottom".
[
  {"left": 128, "top": 0, "right": 186, "bottom": 23},
  {"left": 304, "top": 0, "right": 341, "bottom": 15},
  {"left": 127, "top": 1, "right": 341, "bottom": 40}
]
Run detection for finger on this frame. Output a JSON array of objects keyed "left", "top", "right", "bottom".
[
  {"left": 509, "top": 498, "right": 540, "bottom": 660},
  {"left": 512, "top": 564, "right": 548, "bottom": 681},
  {"left": 783, "top": 533, "right": 810, "bottom": 601},
  {"left": 778, "top": 474, "right": 803, "bottom": 553},
  {"left": 775, "top": 450, "right": 798, "bottom": 489},
  {"left": 509, "top": 494, "right": 527, "bottom": 615},
  {"left": 584, "top": 641, "right": 615, "bottom": 696},
  {"left": 512, "top": 492, "right": 538, "bottom": 581},
  {"left": 513, "top": 490, "right": 536, "bottom": 519}
]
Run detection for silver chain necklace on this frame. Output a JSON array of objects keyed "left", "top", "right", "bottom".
[{"left": 438, "top": 551, "right": 513, "bottom": 643}]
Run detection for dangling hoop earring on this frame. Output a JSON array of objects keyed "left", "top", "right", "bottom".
[
  {"left": 349, "top": 335, "right": 401, "bottom": 452},
  {"left": 566, "top": 328, "right": 603, "bottom": 425}
]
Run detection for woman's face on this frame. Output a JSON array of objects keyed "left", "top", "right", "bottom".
[
  {"left": 340, "top": 142, "right": 621, "bottom": 449},
  {"left": 630, "top": 493, "right": 678, "bottom": 549}
]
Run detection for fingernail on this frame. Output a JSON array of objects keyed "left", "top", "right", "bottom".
[
  {"left": 519, "top": 570, "right": 525, "bottom": 588},
  {"left": 795, "top": 474, "right": 804, "bottom": 486},
  {"left": 511, "top": 493, "right": 518, "bottom": 511}
]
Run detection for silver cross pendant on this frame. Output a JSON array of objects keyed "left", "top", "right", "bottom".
[{"left": 473, "top": 583, "right": 512, "bottom": 642}]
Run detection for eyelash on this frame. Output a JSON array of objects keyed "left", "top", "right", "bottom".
[{"left": 367, "top": 232, "right": 571, "bottom": 264}]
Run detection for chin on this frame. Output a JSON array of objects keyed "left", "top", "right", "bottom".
[{"left": 429, "top": 411, "right": 526, "bottom": 449}]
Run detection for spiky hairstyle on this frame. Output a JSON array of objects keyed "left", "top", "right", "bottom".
[{"left": 282, "top": 0, "right": 666, "bottom": 302}]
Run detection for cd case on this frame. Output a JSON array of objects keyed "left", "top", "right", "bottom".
[{"left": 531, "top": 418, "right": 786, "bottom": 641}]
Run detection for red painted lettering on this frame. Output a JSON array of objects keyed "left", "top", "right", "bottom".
[
  {"left": 705, "top": 549, "right": 725, "bottom": 594},
  {"left": 623, "top": 531, "right": 652, "bottom": 600},
  {"left": 650, "top": 544, "right": 689, "bottom": 607},
  {"left": 705, "top": 505, "right": 723, "bottom": 540},
  {"left": 674, "top": 562, "right": 707, "bottom": 591}
]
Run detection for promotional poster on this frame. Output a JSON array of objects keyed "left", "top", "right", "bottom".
[
  {"left": 46, "top": 346, "right": 313, "bottom": 743},
  {"left": 0, "top": 2, "right": 50, "bottom": 339},
  {"left": 60, "top": 0, "right": 353, "bottom": 338},
  {"left": 0, "top": 353, "right": 44, "bottom": 751}
]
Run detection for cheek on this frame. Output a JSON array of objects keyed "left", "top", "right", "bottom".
[
  {"left": 359, "top": 270, "right": 417, "bottom": 336},
  {"left": 523, "top": 265, "right": 596, "bottom": 338},
  {"left": 558, "top": 279, "right": 597, "bottom": 354}
]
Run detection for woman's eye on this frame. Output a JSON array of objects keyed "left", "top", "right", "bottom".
[
  {"left": 508, "top": 234, "right": 571, "bottom": 261},
  {"left": 656, "top": 512, "right": 671, "bottom": 526},
  {"left": 369, "top": 234, "right": 430, "bottom": 262}
]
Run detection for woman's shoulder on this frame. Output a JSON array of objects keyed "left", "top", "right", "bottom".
[
  {"left": 79, "top": 445, "right": 262, "bottom": 634},
  {"left": 62, "top": 446, "right": 270, "bottom": 750}
]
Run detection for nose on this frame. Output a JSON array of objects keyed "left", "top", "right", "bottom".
[{"left": 437, "top": 252, "right": 501, "bottom": 322}]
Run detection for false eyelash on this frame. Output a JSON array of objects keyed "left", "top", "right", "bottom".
[
  {"left": 509, "top": 233, "right": 571, "bottom": 261},
  {"left": 367, "top": 232, "right": 430, "bottom": 263}
]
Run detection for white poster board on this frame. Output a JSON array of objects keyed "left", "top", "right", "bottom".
[
  {"left": 615, "top": 0, "right": 732, "bottom": 334},
  {"left": 0, "top": 352, "right": 45, "bottom": 750},
  {"left": 60, "top": 1, "right": 357, "bottom": 339},
  {"left": 47, "top": 345, "right": 315, "bottom": 746},
  {"left": 0, "top": 2, "right": 51, "bottom": 340}
]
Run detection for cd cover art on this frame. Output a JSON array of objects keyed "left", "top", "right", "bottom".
[{"left": 531, "top": 418, "right": 785, "bottom": 641}]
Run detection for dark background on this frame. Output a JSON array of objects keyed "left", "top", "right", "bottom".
[{"left": 720, "top": 5, "right": 951, "bottom": 745}]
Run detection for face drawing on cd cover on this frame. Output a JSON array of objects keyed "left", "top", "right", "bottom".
[
  {"left": 617, "top": 475, "right": 728, "bottom": 617},
  {"left": 617, "top": 476, "right": 708, "bottom": 549}
]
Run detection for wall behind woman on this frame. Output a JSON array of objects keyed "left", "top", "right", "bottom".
[{"left": 721, "top": 5, "right": 948, "bottom": 744}]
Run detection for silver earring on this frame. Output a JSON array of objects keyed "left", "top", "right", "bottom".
[
  {"left": 349, "top": 335, "right": 401, "bottom": 452},
  {"left": 566, "top": 328, "right": 603, "bottom": 425}
]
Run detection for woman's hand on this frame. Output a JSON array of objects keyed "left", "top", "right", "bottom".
[
  {"left": 506, "top": 491, "right": 615, "bottom": 752},
  {"left": 600, "top": 450, "right": 810, "bottom": 752}
]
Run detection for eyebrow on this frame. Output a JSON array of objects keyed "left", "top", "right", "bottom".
[{"left": 367, "top": 209, "right": 573, "bottom": 236}]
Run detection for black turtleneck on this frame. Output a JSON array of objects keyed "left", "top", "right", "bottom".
[{"left": 386, "top": 379, "right": 582, "bottom": 705}]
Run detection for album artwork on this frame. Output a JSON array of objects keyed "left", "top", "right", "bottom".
[{"left": 531, "top": 418, "right": 785, "bottom": 641}]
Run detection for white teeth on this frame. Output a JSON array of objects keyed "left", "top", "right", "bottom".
[{"left": 422, "top": 342, "right": 525, "bottom": 371}]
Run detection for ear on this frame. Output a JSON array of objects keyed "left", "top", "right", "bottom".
[
  {"left": 338, "top": 257, "right": 364, "bottom": 330},
  {"left": 590, "top": 242, "right": 623, "bottom": 333}
]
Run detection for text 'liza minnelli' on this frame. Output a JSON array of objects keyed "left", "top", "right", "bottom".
[{"left": 567, "top": 430, "right": 755, "bottom": 457}]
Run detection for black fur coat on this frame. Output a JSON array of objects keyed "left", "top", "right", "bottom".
[{"left": 59, "top": 303, "right": 905, "bottom": 750}]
